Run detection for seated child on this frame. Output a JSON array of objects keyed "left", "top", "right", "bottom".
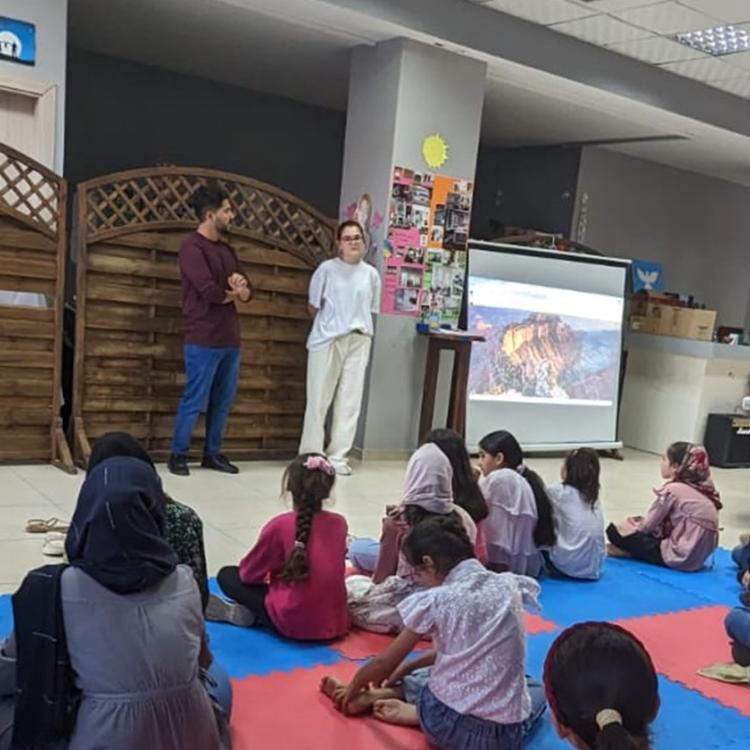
[
  {"left": 323, "top": 516, "right": 546, "bottom": 750},
  {"left": 208, "top": 454, "right": 350, "bottom": 641},
  {"left": 725, "top": 533, "right": 750, "bottom": 668},
  {"left": 606, "top": 442, "right": 720, "bottom": 572},
  {"left": 546, "top": 448, "right": 605, "bottom": 580},
  {"left": 348, "top": 442, "right": 477, "bottom": 581},
  {"left": 732, "top": 532, "right": 750, "bottom": 593},
  {"left": 478, "top": 430, "right": 556, "bottom": 577},
  {"left": 544, "top": 621, "right": 660, "bottom": 749}
]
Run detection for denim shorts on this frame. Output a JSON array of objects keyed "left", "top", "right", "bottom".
[{"left": 417, "top": 682, "right": 546, "bottom": 750}]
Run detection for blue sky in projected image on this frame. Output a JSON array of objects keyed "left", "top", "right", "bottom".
[{"left": 468, "top": 277, "right": 623, "bottom": 330}]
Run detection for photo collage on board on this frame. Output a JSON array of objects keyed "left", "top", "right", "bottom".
[{"left": 381, "top": 166, "right": 473, "bottom": 326}]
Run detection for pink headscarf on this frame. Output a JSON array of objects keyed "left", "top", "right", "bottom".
[
  {"left": 674, "top": 444, "right": 722, "bottom": 510},
  {"left": 402, "top": 443, "right": 455, "bottom": 514}
]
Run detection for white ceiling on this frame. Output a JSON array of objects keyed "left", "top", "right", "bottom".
[
  {"left": 68, "top": 0, "right": 750, "bottom": 186},
  {"left": 473, "top": 0, "right": 750, "bottom": 95}
]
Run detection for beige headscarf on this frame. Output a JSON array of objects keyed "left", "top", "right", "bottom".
[{"left": 402, "top": 443, "right": 455, "bottom": 514}]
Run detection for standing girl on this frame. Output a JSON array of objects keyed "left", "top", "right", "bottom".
[
  {"left": 210, "top": 453, "right": 350, "bottom": 641},
  {"left": 606, "top": 442, "right": 720, "bottom": 572},
  {"left": 477, "top": 430, "right": 556, "bottom": 577},
  {"left": 299, "top": 219, "right": 382, "bottom": 476},
  {"left": 323, "top": 516, "right": 546, "bottom": 750},
  {"left": 544, "top": 622, "right": 660, "bottom": 750},
  {"left": 546, "top": 448, "right": 606, "bottom": 580}
]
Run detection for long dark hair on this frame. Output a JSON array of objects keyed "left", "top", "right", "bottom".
[
  {"left": 88, "top": 431, "right": 154, "bottom": 472},
  {"left": 563, "top": 448, "right": 601, "bottom": 506},
  {"left": 279, "top": 454, "right": 335, "bottom": 583},
  {"left": 478, "top": 430, "right": 556, "bottom": 547},
  {"left": 666, "top": 441, "right": 691, "bottom": 467},
  {"left": 424, "top": 428, "right": 488, "bottom": 522},
  {"left": 403, "top": 515, "right": 474, "bottom": 575},
  {"left": 544, "top": 622, "right": 659, "bottom": 750}
]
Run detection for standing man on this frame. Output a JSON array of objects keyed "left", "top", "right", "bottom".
[{"left": 169, "top": 183, "right": 252, "bottom": 476}]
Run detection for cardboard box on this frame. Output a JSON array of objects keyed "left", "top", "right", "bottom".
[
  {"left": 648, "top": 304, "right": 677, "bottom": 335},
  {"left": 629, "top": 292, "right": 678, "bottom": 318},
  {"left": 629, "top": 315, "right": 660, "bottom": 335},
  {"left": 671, "top": 308, "right": 717, "bottom": 341}
]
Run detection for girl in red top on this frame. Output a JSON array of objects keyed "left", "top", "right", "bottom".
[{"left": 208, "top": 454, "right": 350, "bottom": 640}]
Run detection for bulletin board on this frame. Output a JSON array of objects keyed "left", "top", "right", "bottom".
[{"left": 381, "top": 166, "right": 473, "bottom": 326}]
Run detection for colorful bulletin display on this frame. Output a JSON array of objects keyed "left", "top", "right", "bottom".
[{"left": 381, "top": 166, "right": 473, "bottom": 326}]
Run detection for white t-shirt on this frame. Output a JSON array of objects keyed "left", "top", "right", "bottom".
[
  {"left": 547, "top": 483, "right": 606, "bottom": 580},
  {"left": 398, "top": 558, "right": 539, "bottom": 724},
  {"left": 306, "top": 258, "right": 381, "bottom": 351}
]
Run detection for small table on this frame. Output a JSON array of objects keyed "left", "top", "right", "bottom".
[{"left": 418, "top": 330, "right": 485, "bottom": 441}]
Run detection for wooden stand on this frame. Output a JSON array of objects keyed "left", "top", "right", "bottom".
[{"left": 418, "top": 331, "right": 485, "bottom": 441}]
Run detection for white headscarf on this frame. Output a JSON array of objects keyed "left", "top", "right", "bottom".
[{"left": 402, "top": 443, "right": 455, "bottom": 514}]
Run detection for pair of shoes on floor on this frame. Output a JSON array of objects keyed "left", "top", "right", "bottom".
[
  {"left": 42, "top": 531, "right": 66, "bottom": 557},
  {"left": 205, "top": 593, "right": 255, "bottom": 627},
  {"left": 330, "top": 459, "right": 352, "bottom": 476},
  {"left": 168, "top": 454, "right": 239, "bottom": 476}
]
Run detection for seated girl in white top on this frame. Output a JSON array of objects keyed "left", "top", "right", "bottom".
[
  {"left": 478, "top": 430, "right": 556, "bottom": 578},
  {"left": 546, "top": 448, "right": 606, "bottom": 580},
  {"left": 322, "top": 516, "right": 546, "bottom": 750}
]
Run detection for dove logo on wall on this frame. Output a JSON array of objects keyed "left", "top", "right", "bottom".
[{"left": 631, "top": 260, "right": 664, "bottom": 292}]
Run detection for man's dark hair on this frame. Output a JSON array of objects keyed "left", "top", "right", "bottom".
[{"left": 189, "top": 183, "right": 229, "bottom": 222}]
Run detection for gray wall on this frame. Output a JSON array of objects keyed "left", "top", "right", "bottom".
[
  {"left": 471, "top": 145, "right": 581, "bottom": 240},
  {"left": 0, "top": 0, "right": 67, "bottom": 172},
  {"left": 575, "top": 147, "right": 750, "bottom": 328},
  {"left": 65, "top": 47, "right": 346, "bottom": 216}
]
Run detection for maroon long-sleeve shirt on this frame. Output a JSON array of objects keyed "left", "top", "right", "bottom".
[{"left": 178, "top": 231, "right": 245, "bottom": 347}]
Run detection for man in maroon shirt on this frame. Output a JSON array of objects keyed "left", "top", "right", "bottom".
[{"left": 169, "top": 184, "right": 252, "bottom": 476}]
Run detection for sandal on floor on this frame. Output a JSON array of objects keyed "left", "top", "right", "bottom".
[
  {"left": 26, "top": 517, "right": 69, "bottom": 534},
  {"left": 205, "top": 594, "right": 256, "bottom": 628},
  {"left": 698, "top": 662, "right": 750, "bottom": 685},
  {"left": 42, "top": 531, "right": 66, "bottom": 557}
]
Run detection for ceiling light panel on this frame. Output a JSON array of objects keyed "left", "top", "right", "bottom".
[
  {"left": 486, "top": 0, "right": 596, "bottom": 25},
  {"left": 611, "top": 1, "right": 720, "bottom": 35},
  {"left": 679, "top": 1, "right": 750, "bottom": 24},
  {"left": 551, "top": 14, "right": 654, "bottom": 45},
  {"left": 676, "top": 25, "right": 750, "bottom": 56},
  {"left": 607, "top": 35, "right": 706, "bottom": 64}
]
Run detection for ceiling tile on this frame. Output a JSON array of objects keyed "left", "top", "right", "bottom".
[
  {"left": 720, "top": 50, "right": 750, "bottom": 73},
  {"left": 710, "top": 74, "right": 750, "bottom": 97},
  {"left": 551, "top": 14, "right": 654, "bottom": 44},
  {"left": 660, "top": 56, "right": 748, "bottom": 81},
  {"left": 680, "top": 1, "right": 750, "bottom": 24},
  {"left": 611, "top": 1, "right": 721, "bottom": 34},
  {"left": 569, "top": 1, "right": 663, "bottom": 10},
  {"left": 607, "top": 35, "right": 706, "bottom": 63},
  {"left": 485, "top": 0, "right": 596, "bottom": 25}
]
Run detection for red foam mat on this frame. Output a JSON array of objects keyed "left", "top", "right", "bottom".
[
  {"left": 617, "top": 605, "right": 750, "bottom": 717},
  {"left": 230, "top": 661, "right": 430, "bottom": 750}
]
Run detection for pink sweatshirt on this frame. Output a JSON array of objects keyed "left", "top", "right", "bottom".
[
  {"left": 238, "top": 510, "right": 351, "bottom": 640},
  {"left": 621, "top": 481, "right": 719, "bottom": 572}
]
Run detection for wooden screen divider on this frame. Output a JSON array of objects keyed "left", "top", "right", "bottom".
[
  {"left": 0, "top": 142, "right": 74, "bottom": 471},
  {"left": 72, "top": 167, "right": 336, "bottom": 465}
]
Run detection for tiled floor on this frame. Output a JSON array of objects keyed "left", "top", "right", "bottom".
[{"left": 1, "top": 449, "right": 749, "bottom": 594}]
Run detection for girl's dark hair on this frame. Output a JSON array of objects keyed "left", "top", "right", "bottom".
[
  {"left": 336, "top": 219, "right": 364, "bottom": 241},
  {"left": 666, "top": 441, "right": 691, "bottom": 467},
  {"left": 479, "top": 430, "right": 556, "bottom": 547},
  {"left": 544, "top": 622, "right": 659, "bottom": 750},
  {"left": 403, "top": 515, "right": 475, "bottom": 575},
  {"left": 563, "top": 448, "right": 601, "bottom": 506},
  {"left": 424, "top": 428, "right": 489, "bottom": 522},
  {"left": 279, "top": 453, "right": 335, "bottom": 583},
  {"left": 88, "top": 431, "right": 155, "bottom": 472}
]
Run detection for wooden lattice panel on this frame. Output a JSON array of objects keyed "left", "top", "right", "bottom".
[
  {"left": 0, "top": 142, "right": 72, "bottom": 469},
  {"left": 73, "top": 168, "right": 336, "bottom": 463}
]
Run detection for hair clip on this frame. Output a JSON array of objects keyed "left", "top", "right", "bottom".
[
  {"left": 294, "top": 540, "right": 306, "bottom": 550},
  {"left": 304, "top": 455, "right": 335, "bottom": 476},
  {"left": 516, "top": 463, "right": 527, "bottom": 476}
]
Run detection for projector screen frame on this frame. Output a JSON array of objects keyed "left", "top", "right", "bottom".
[{"left": 464, "top": 240, "right": 631, "bottom": 453}]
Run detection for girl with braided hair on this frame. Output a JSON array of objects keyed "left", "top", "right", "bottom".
[{"left": 209, "top": 454, "right": 350, "bottom": 640}]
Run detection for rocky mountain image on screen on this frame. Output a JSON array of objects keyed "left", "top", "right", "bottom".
[{"left": 469, "top": 311, "right": 618, "bottom": 401}]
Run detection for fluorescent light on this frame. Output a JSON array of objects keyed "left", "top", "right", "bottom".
[{"left": 676, "top": 25, "right": 750, "bottom": 57}]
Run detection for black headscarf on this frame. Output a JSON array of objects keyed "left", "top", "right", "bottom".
[
  {"left": 12, "top": 456, "right": 177, "bottom": 747},
  {"left": 65, "top": 456, "right": 177, "bottom": 593},
  {"left": 88, "top": 431, "right": 155, "bottom": 472}
]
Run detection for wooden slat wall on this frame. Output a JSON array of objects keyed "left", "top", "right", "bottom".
[
  {"left": 0, "top": 143, "right": 72, "bottom": 469},
  {"left": 73, "top": 168, "right": 335, "bottom": 463}
]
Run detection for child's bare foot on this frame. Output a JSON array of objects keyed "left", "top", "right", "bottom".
[
  {"left": 319, "top": 676, "right": 397, "bottom": 716},
  {"left": 607, "top": 543, "right": 632, "bottom": 559},
  {"left": 373, "top": 699, "right": 420, "bottom": 726}
]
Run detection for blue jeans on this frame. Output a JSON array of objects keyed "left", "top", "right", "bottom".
[
  {"left": 725, "top": 607, "right": 750, "bottom": 649},
  {"left": 732, "top": 544, "right": 750, "bottom": 573},
  {"left": 205, "top": 661, "right": 233, "bottom": 718},
  {"left": 417, "top": 679, "right": 546, "bottom": 750},
  {"left": 348, "top": 537, "right": 380, "bottom": 572},
  {"left": 171, "top": 345, "right": 240, "bottom": 456}
]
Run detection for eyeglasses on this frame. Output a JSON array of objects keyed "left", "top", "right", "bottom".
[{"left": 341, "top": 235, "right": 363, "bottom": 243}]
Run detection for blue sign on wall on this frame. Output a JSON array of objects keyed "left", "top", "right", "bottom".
[
  {"left": 0, "top": 17, "right": 36, "bottom": 66},
  {"left": 631, "top": 259, "right": 664, "bottom": 292}
]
